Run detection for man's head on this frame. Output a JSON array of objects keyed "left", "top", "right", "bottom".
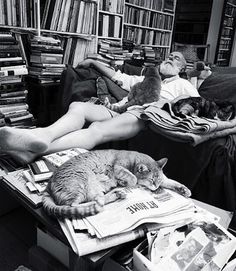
[{"left": 160, "top": 52, "right": 187, "bottom": 77}]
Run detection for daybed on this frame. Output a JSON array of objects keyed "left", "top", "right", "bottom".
[{"left": 57, "top": 64, "right": 236, "bottom": 211}]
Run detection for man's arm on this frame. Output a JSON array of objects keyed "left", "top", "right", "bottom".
[{"left": 78, "top": 58, "right": 116, "bottom": 79}]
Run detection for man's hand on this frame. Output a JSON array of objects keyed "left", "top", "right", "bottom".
[{"left": 77, "top": 58, "right": 95, "bottom": 68}]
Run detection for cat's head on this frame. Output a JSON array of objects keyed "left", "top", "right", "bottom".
[{"left": 134, "top": 157, "right": 168, "bottom": 191}]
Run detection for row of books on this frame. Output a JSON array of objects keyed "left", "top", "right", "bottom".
[
  {"left": 98, "top": 14, "right": 122, "bottom": 38},
  {"left": 99, "top": 0, "right": 124, "bottom": 14},
  {"left": 41, "top": 0, "right": 97, "bottom": 34},
  {"left": 63, "top": 36, "right": 97, "bottom": 67},
  {"left": 125, "top": 6, "right": 174, "bottom": 30},
  {"left": 125, "top": 0, "right": 175, "bottom": 13},
  {"left": 0, "top": 0, "right": 38, "bottom": 28},
  {"left": 123, "top": 26, "right": 171, "bottom": 47},
  {"left": 0, "top": 32, "right": 35, "bottom": 128}
]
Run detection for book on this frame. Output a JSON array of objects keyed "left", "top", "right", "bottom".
[
  {"left": 0, "top": 59, "right": 26, "bottom": 67},
  {"left": 28, "top": 159, "right": 56, "bottom": 182},
  {"left": 0, "top": 81, "right": 25, "bottom": 90},
  {"left": 0, "top": 103, "right": 29, "bottom": 113},
  {"left": 30, "top": 53, "right": 63, "bottom": 64},
  {"left": 0, "top": 64, "right": 27, "bottom": 71},
  {"left": 0, "top": 67, "right": 28, "bottom": 77},
  {"left": 0, "top": 90, "right": 28, "bottom": 98},
  {"left": 0, "top": 96, "right": 26, "bottom": 105},
  {"left": 3, "top": 109, "right": 28, "bottom": 118},
  {"left": 5, "top": 113, "right": 33, "bottom": 124}
]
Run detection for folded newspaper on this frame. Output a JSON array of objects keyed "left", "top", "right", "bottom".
[
  {"left": 58, "top": 187, "right": 218, "bottom": 256},
  {"left": 134, "top": 219, "right": 236, "bottom": 271}
]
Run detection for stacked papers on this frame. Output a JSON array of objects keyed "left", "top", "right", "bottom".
[{"left": 58, "top": 187, "right": 217, "bottom": 256}]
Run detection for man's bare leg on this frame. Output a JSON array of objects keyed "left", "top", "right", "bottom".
[
  {"left": 46, "top": 112, "right": 145, "bottom": 153},
  {"left": 0, "top": 102, "right": 116, "bottom": 153}
]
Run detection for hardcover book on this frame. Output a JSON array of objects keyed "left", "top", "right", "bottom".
[{"left": 28, "top": 159, "right": 56, "bottom": 182}]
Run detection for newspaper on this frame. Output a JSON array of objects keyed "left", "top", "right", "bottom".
[
  {"left": 146, "top": 220, "right": 236, "bottom": 271},
  {"left": 83, "top": 188, "right": 195, "bottom": 238},
  {"left": 58, "top": 187, "right": 209, "bottom": 256},
  {"left": 59, "top": 218, "right": 163, "bottom": 256},
  {"left": 43, "top": 148, "right": 88, "bottom": 167}
]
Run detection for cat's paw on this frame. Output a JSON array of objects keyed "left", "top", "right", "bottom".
[
  {"left": 175, "top": 185, "right": 191, "bottom": 197},
  {"left": 103, "top": 97, "right": 110, "bottom": 107},
  {"left": 115, "top": 189, "right": 127, "bottom": 200}
]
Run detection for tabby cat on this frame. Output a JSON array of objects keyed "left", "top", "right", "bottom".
[
  {"left": 172, "top": 96, "right": 235, "bottom": 121},
  {"left": 42, "top": 150, "right": 191, "bottom": 219},
  {"left": 104, "top": 66, "right": 162, "bottom": 113}
]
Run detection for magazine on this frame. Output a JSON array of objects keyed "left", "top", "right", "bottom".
[
  {"left": 43, "top": 148, "right": 88, "bottom": 167},
  {"left": 136, "top": 219, "right": 236, "bottom": 271}
]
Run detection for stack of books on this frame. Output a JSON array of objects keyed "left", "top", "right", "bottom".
[
  {"left": 0, "top": 32, "right": 35, "bottom": 128},
  {"left": 28, "top": 35, "right": 66, "bottom": 84},
  {"left": 0, "top": 148, "right": 87, "bottom": 207},
  {"left": 98, "top": 39, "right": 132, "bottom": 66}
]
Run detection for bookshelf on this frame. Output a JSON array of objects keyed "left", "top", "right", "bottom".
[
  {"left": 123, "top": 0, "right": 177, "bottom": 60},
  {"left": 214, "top": 0, "right": 236, "bottom": 66},
  {"left": 0, "top": 0, "right": 178, "bottom": 66}
]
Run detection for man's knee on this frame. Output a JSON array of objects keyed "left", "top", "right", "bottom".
[{"left": 68, "top": 101, "right": 85, "bottom": 113}]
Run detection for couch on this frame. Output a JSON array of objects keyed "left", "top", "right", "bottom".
[{"left": 57, "top": 63, "right": 236, "bottom": 211}]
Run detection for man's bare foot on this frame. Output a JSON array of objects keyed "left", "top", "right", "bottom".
[
  {"left": 0, "top": 127, "right": 48, "bottom": 153},
  {"left": 6, "top": 150, "right": 39, "bottom": 165}
]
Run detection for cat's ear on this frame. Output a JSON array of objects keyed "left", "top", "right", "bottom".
[
  {"left": 156, "top": 158, "right": 168, "bottom": 169},
  {"left": 137, "top": 164, "right": 149, "bottom": 173}
]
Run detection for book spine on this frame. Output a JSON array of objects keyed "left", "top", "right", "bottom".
[
  {"left": 0, "top": 68, "right": 28, "bottom": 77},
  {"left": 0, "top": 90, "right": 28, "bottom": 98},
  {"left": 6, "top": 113, "right": 33, "bottom": 123},
  {"left": 0, "top": 65, "right": 27, "bottom": 71}
]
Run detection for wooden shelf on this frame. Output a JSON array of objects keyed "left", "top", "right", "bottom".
[
  {"left": 125, "top": 2, "right": 174, "bottom": 15},
  {"left": 124, "top": 23, "right": 172, "bottom": 32}
]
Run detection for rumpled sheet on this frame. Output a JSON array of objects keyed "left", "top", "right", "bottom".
[{"left": 141, "top": 100, "right": 236, "bottom": 146}]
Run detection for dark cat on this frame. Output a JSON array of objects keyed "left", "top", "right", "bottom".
[
  {"left": 172, "top": 96, "right": 235, "bottom": 121},
  {"left": 42, "top": 149, "right": 191, "bottom": 219},
  {"left": 104, "top": 66, "right": 162, "bottom": 113}
]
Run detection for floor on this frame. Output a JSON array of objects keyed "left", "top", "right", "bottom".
[{"left": 0, "top": 206, "right": 36, "bottom": 271}]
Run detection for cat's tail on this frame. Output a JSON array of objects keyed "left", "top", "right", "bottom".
[
  {"left": 103, "top": 97, "right": 128, "bottom": 113},
  {"left": 42, "top": 192, "right": 103, "bottom": 218}
]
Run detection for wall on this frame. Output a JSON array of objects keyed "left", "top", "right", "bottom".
[{"left": 230, "top": 29, "right": 236, "bottom": 66}]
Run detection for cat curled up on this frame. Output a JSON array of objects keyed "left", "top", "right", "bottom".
[
  {"left": 104, "top": 66, "right": 162, "bottom": 113},
  {"left": 42, "top": 150, "right": 191, "bottom": 219}
]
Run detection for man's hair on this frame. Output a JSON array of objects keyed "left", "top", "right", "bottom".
[{"left": 178, "top": 52, "right": 187, "bottom": 71}]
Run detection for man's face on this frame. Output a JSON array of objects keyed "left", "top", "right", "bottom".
[{"left": 160, "top": 52, "right": 185, "bottom": 77}]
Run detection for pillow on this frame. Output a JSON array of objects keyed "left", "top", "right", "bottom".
[{"left": 199, "top": 72, "right": 236, "bottom": 109}]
